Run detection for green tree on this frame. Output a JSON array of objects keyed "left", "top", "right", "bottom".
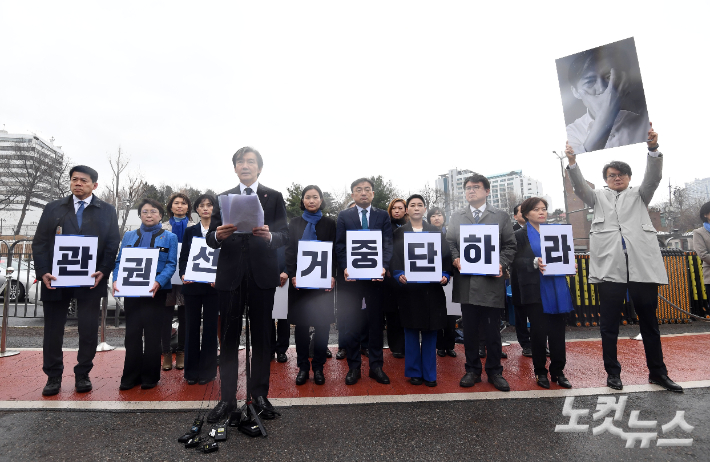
[
  {"left": 368, "top": 175, "right": 401, "bottom": 210},
  {"left": 285, "top": 183, "right": 303, "bottom": 219}
]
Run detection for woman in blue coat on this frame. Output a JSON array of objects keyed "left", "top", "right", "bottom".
[{"left": 113, "top": 198, "right": 178, "bottom": 390}]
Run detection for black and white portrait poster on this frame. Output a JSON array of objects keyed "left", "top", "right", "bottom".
[{"left": 556, "top": 37, "right": 650, "bottom": 155}]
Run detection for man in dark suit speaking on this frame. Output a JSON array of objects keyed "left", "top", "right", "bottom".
[
  {"left": 32, "top": 165, "right": 120, "bottom": 396},
  {"left": 204, "top": 147, "right": 289, "bottom": 423},
  {"left": 335, "top": 178, "right": 393, "bottom": 386}
]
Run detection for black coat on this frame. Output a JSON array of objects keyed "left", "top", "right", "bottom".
[
  {"left": 510, "top": 225, "right": 542, "bottom": 306},
  {"left": 179, "top": 223, "right": 218, "bottom": 296},
  {"left": 284, "top": 216, "right": 336, "bottom": 326},
  {"left": 32, "top": 195, "right": 120, "bottom": 301},
  {"left": 391, "top": 222, "right": 452, "bottom": 331},
  {"left": 206, "top": 183, "right": 289, "bottom": 291}
]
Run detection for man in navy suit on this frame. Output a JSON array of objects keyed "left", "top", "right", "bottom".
[
  {"left": 335, "top": 178, "right": 393, "bottom": 385},
  {"left": 204, "top": 147, "right": 289, "bottom": 423}
]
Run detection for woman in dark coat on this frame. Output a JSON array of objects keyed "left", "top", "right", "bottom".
[
  {"left": 429, "top": 206, "right": 457, "bottom": 358},
  {"left": 392, "top": 195, "right": 452, "bottom": 387},
  {"left": 510, "top": 197, "right": 573, "bottom": 389},
  {"left": 285, "top": 185, "right": 337, "bottom": 386},
  {"left": 383, "top": 198, "right": 408, "bottom": 358}
]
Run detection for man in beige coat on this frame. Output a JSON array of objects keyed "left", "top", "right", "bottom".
[
  {"left": 566, "top": 124, "right": 682, "bottom": 392},
  {"left": 692, "top": 202, "right": 710, "bottom": 296}
]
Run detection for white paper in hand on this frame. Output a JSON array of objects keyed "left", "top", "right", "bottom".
[
  {"left": 458, "top": 224, "right": 500, "bottom": 275},
  {"left": 404, "top": 232, "right": 442, "bottom": 283},
  {"left": 51, "top": 235, "right": 98, "bottom": 287},
  {"left": 346, "top": 230, "right": 383, "bottom": 279},
  {"left": 539, "top": 224, "right": 576, "bottom": 275},
  {"left": 296, "top": 240, "right": 332, "bottom": 289},
  {"left": 171, "top": 243, "right": 183, "bottom": 285},
  {"left": 219, "top": 194, "right": 264, "bottom": 234},
  {"left": 115, "top": 248, "right": 159, "bottom": 297}
]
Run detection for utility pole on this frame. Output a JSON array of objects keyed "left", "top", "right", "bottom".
[{"left": 552, "top": 151, "right": 570, "bottom": 224}]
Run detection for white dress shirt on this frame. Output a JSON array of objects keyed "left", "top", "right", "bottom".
[
  {"left": 73, "top": 194, "right": 93, "bottom": 213},
  {"left": 469, "top": 202, "right": 487, "bottom": 219},
  {"left": 200, "top": 223, "right": 209, "bottom": 237},
  {"left": 355, "top": 205, "right": 372, "bottom": 228},
  {"left": 240, "top": 180, "right": 259, "bottom": 195}
]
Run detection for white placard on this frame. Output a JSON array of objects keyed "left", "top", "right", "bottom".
[
  {"left": 51, "top": 235, "right": 99, "bottom": 287},
  {"left": 184, "top": 238, "right": 220, "bottom": 283},
  {"left": 272, "top": 281, "right": 289, "bottom": 319},
  {"left": 539, "top": 224, "right": 576, "bottom": 276},
  {"left": 346, "top": 230, "right": 383, "bottom": 279},
  {"left": 459, "top": 224, "right": 500, "bottom": 276},
  {"left": 296, "top": 240, "right": 333, "bottom": 289},
  {"left": 443, "top": 282, "right": 461, "bottom": 316},
  {"left": 404, "top": 232, "right": 442, "bottom": 283},
  {"left": 171, "top": 243, "right": 183, "bottom": 285},
  {"left": 115, "top": 248, "right": 159, "bottom": 297}
]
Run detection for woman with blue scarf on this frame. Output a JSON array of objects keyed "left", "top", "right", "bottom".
[
  {"left": 510, "top": 197, "right": 573, "bottom": 389},
  {"left": 284, "top": 185, "right": 337, "bottom": 386},
  {"left": 113, "top": 198, "right": 178, "bottom": 390}
]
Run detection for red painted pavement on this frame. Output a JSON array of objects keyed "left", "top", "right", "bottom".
[{"left": 2, "top": 334, "right": 709, "bottom": 402}]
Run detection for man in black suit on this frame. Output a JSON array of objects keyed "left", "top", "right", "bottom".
[
  {"left": 510, "top": 203, "right": 532, "bottom": 356},
  {"left": 32, "top": 165, "right": 120, "bottom": 396},
  {"left": 204, "top": 147, "right": 288, "bottom": 423},
  {"left": 335, "top": 178, "right": 393, "bottom": 385},
  {"left": 512, "top": 203, "right": 525, "bottom": 231}
]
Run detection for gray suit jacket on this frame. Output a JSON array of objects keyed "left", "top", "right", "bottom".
[
  {"left": 692, "top": 227, "right": 710, "bottom": 284},
  {"left": 568, "top": 153, "right": 668, "bottom": 284},
  {"left": 446, "top": 204, "right": 516, "bottom": 308}
]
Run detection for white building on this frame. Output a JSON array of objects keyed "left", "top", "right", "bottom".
[
  {"left": 435, "top": 168, "right": 474, "bottom": 216},
  {"left": 685, "top": 177, "right": 710, "bottom": 202}
]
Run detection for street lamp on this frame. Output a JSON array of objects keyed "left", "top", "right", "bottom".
[{"left": 552, "top": 151, "right": 570, "bottom": 224}]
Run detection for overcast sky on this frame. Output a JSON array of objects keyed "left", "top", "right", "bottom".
[{"left": 1, "top": 1, "right": 707, "bottom": 211}]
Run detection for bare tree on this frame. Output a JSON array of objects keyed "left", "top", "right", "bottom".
[
  {"left": 418, "top": 182, "right": 446, "bottom": 210},
  {"left": 0, "top": 140, "right": 66, "bottom": 234},
  {"left": 504, "top": 191, "right": 524, "bottom": 218},
  {"left": 100, "top": 147, "right": 147, "bottom": 236}
]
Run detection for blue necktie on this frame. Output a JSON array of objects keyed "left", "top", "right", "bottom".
[
  {"left": 77, "top": 200, "right": 85, "bottom": 228},
  {"left": 361, "top": 210, "right": 369, "bottom": 229},
  {"left": 245, "top": 187, "right": 253, "bottom": 195},
  {"left": 473, "top": 210, "right": 481, "bottom": 223}
]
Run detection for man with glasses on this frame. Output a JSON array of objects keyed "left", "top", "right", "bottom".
[
  {"left": 565, "top": 124, "right": 682, "bottom": 393},
  {"left": 335, "top": 178, "right": 394, "bottom": 385},
  {"left": 33, "top": 165, "right": 120, "bottom": 396},
  {"left": 204, "top": 147, "right": 289, "bottom": 422},
  {"left": 446, "top": 174, "right": 516, "bottom": 392}
]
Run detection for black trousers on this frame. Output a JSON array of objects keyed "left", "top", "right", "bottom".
[
  {"left": 271, "top": 319, "right": 290, "bottom": 355},
  {"left": 524, "top": 302, "right": 566, "bottom": 376},
  {"left": 43, "top": 296, "right": 101, "bottom": 378},
  {"left": 597, "top": 281, "right": 667, "bottom": 377},
  {"left": 122, "top": 291, "right": 168, "bottom": 386},
  {"left": 162, "top": 304, "right": 185, "bottom": 353},
  {"left": 218, "top": 274, "right": 275, "bottom": 401},
  {"left": 436, "top": 315, "right": 458, "bottom": 350},
  {"left": 385, "top": 310, "right": 405, "bottom": 354},
  {"left": 295, "top": 324, "right": 329, "bottom": 372},
  {"left": 514, "top": 305, "right": 531, "bottom": 349},
  {"left": 338, "top": 275, "right": 385, "bottom": 371},
  {"left": 461, "top": 304, "right": 503, "bottom": 376},
  {"left": 183, "top": 293, "right": 220, "bottom": 382},
  {"left": 337, "top": 307, "right": 368, "bottom": 350}
]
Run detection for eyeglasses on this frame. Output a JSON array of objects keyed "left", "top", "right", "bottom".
[
  {"left": 606, "top": 174, "right": 628, "bottom": 180},
  {"left": 141, "top": 209, "right": 160, "bottom": 215},
  {"left": 465, "top": 185, "right": 484, "bottom": 192},
  {"left": 354, "top": 188, "right": 373, "bottom": 194}
]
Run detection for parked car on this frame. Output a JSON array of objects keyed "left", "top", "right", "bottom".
[{"left": 0, "top": 261, "right": 39, "bottom": 303}]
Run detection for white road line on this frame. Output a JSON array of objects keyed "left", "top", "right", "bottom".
[{"left": 1, "top": 380, "right": 708, "bottom": 411}]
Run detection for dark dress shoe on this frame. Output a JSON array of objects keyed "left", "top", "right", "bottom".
[
  {"left": 345, "top": 368, "right": 361, "bottom": 385},
  {"left": 424, "top": 380, "right": 437, "bottom": 387},
  {"left": 649, "top": 374, "right": 683, "bottom": 392},
  {"left": 410, "top": 377, "right": 424, "bottom": 385},
  {"left": 336, "top": 348, "right": 347, "bottom": 360},
  {"left": 314, "top": 370, "right": 325, "bottom": 385},
  {"left": 207, "top": 400, "right": 234, "bottom": 423},
  {"left": 198, "top": 377, "right": 215, "bottom": 385},
  {"left": 501, "top": 351, "right": 508, "bottom": 359},
  {"left": 141, "top": 382, "right": 158, "bottom": 390},
  {"left": 325, "top": 349, "right": 333, "bottom": 358},
  {"left": 459, "top": 372, "right": 481, "bottom": 388},
  {"left": 186, "top": 378, "right": 198, "bottom": 385},
  {"left": 75, "top": 374, "right": 92, "bottom": 393},
  {"left": 536, "top": 374, "right": 550, "bottom": 389},
  {"left": 42, "top": 377, "right": 62, "bottom": 396},
  {"left": 360, "top": 348, "right": 369, "bottom": 358},
  {"left": 392, "top": 352, "right": 404, "bottom": 359},
  {"left": 478, "top": 347, "right": 486, "bottom": 358},
  {"left": 552, "top": 374, "right": 572, "bottom": 389},
  {"left": 296, "top": 370, "right": 309, "bottom": 385},
  {"left": 437, "top": 349, "right": 446, "bottom": 357},
  {"left": 488, "top": 374, "right": 510, "bottom": 392},
  {"left": 255, "top": 396, "right": 278, "bottom": 420},
  {"left": 369, "top": 368, "right": 390, "bottom": 384},
  {"left": 277, "top": 352, "right": 288, "bottom": 363},
  {"left": 119, "top": 382, "right": 138, "bottom": 391},
  {"left": 607, "top": 375, "right": 623, "bottom": 390},
  {"left": 522, "top": 347, "right": 533, "bottom": 357},
  {"left": 446, "top": 349, "right": 457, "bottom": 358}
]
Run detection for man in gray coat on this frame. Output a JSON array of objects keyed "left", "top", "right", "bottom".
[
  {"left": 447, "top": 173, "right": 516, "bottom": 391},
  {"left": 566, "top": 124, "right": 682, "bottom": 392}
]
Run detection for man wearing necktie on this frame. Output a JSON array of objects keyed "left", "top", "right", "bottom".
[
  {"left": 32, "top": 165, "right": 120, "bottom": 396},
  {"left": 334, "top": 178, "right": 394, "bottom": 385},
  {"left": 446, "top": 173, "right": 517, "bottom": 392},
  {"left": 204, "top": 147, "right": 289, "bottom": 423}
]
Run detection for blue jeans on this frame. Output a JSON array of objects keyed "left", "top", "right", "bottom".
[{"left": 404, "top": 328, "right": 437, "bottom": 382}]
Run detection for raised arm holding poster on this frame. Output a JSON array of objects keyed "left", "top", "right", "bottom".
[{"left": 51, "top": 235, "right": 98, "bottom": 287}]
